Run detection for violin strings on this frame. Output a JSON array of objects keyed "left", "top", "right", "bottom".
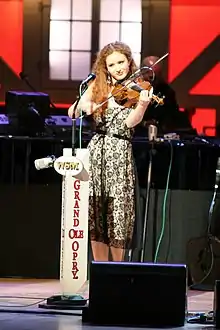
[{"left": 77, "top": 73, "right": 140, "bottom": 119}]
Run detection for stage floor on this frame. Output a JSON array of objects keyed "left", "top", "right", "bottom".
[{"left": 0, "top": 278, "right": 215, "bottom": 329}]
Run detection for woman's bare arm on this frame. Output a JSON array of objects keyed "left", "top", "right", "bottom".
[
  {"left": 125, "top": 88, "right": 153, "bottom": 128},
  {"left": 68, "top": 82, "right": 96, "bottom": 118}
]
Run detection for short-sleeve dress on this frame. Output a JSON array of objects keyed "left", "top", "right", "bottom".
[{"left": 88, "top": 97, "right": 136, "bottom": 249}]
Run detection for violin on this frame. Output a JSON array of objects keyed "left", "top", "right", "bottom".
[{"left": 111, "top": 80, "right": 164, "bottom": 108}]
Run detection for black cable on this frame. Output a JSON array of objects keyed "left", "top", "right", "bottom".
[
  {"left": 0, "top": 309, "right": 81, "bottom": 316},
  {"left": 165, "top": 189, "right": 172, "bottom": 263},
  {"left": 154, "top": 140, "right": 173, "bottom": 262},
  {"left": 0, "top": 296, "right": 46, "bottom": 308},
  {"left": 189, "top": 186, "right": 218, "bottom": 289},
  {"left": 0, "top": 296, "right": 46, "bottom": 299}
]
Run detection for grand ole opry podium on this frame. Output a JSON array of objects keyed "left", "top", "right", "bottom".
[
  {"left": 38, "top": 147, "right": 90, "bottom": 307},
  {"left": 57, "top": 148, "right": 90, "bottom": 295}
]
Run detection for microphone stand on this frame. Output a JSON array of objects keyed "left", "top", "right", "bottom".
[
  {"left": 22, "top": 78, "right": 37, "bottom": 93},
  {"left": 71, "top": 82, "right": 88, "bottom": 155},
  {"left": 18, "top": 72, "right": 57, "bottom": 137},
  {"left": 139, "top": 127, "right": 157, "bottom": 263},
  {"left": 71, "top": 97, "right": 80, "bottom": 156},
  {"left": 39, "top": 80, "right": 90, "bottom": 311},
  {"left": 19, "top": 72, "right": 57, "bottom": 109}
]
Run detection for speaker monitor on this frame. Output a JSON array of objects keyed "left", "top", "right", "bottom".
[
  {"left": 5, "top": 90, "right": 50, "bottom": 136},
  {"left": 84, "top": 261, "right": 187, "bottom": 327}
]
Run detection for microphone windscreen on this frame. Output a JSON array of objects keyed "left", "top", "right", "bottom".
[
  {"left": 34, "top": 157, "right": 54, "bottom": 170},
  {"left": 19, "top": 72, "right": 28, "bottom": 80}
]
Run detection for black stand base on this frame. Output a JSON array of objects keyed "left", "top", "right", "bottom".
[
  {"left": 190, "top": 284, "right": 214, "bottom": 291},
  {"left": 38, "top": 294, "right": 87, "bottom": 310}
]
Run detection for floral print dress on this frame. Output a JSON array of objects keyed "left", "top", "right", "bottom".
[{"left": 88, "top": 97, "right": 136, "bottom": 249}]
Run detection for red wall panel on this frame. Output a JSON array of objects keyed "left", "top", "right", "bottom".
[
  {"left": 191, "top": 109, "right": 216, "bottom": 136},
  {"left": 169, "top": 0, "right": 220, "bottom": 83},
  {"left": 0, "top": 0, "right": 23, "bottom": 76},
  {"left": 190, "top": 63, "right": 220, "bottom": 96},
  {"left": 169, "top": 0, "right": 220, "bottom": 135}
]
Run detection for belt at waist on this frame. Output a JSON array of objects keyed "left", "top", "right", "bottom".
[{"left": 95, "top": 130, "right": 131, "bottom": 142}]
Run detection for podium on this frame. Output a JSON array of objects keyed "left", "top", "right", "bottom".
[
  {"left": 39, "top": 147, "right": 90, "bottom": 309},
  {"left": 59, "top": 148, "right": 89, "bottom": 294}
]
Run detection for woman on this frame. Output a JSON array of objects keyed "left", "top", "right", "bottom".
[{"left": 68, "top": 41, "right": 153, "bottom": 262}]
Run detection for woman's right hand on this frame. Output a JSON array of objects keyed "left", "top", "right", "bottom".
[{"left": 68, "top": 97, "right": 99, "bottom": 118}]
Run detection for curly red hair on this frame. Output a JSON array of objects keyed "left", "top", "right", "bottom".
[{"left": 91, "top": 41, "right": 138, "bottom": 116}]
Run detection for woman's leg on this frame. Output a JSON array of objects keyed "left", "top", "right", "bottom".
[
  {"left": 91, "top": 241, "right": 109, "bottom": 261},
  {"left": 110, "top": 246, "right": 125, "bottom": 262}
]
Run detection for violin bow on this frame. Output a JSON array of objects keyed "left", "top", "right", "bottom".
[
  {"left": 129, "top": 52, "right": 169, "bottom": 80},
  {"left": 149, "top": 52, "right": 169, "bottom": 68},
  {"left": 78, "top": 52, "right": 169, "bottom": 118},
  {"left": 95, "top": 53, "right": 170, "bottom": 109}
]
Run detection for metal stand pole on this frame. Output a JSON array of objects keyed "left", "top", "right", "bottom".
[
  {"left": 71, "top": 83, "right": 88, "bottom": 156},
  {"left": 71, "top": 96, "right": 80, "bottom": 156},
  {"left": 139, "top": 142, "right": 155, "bottom": 262},
  {"left": 138, "top": 123, "right": 158, "bottom": 262}
]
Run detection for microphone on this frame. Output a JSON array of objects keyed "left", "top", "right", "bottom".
[
  {"left": 215, "top": 157, "right": 220, "bottom": 189},
  {"left": 129, "top": 53, "right": 169, "bottom": 82},
  {"left": 19, "top": 71, "right": 28, "bottom": 81},
  {"left": 34, "top": 155, "right": 56, "bottom": 170},
  {"left": 127, "top": 66, "right": 155, "bottom": 82},
  {"left": 148, "top": 124, "right": 158, "bottom": 141},
  {"left": 81, "top": 73, "right": 96, "bottom": 85},
  {"left": 140, "top": 66, "right": 155, "bottom": 81}
]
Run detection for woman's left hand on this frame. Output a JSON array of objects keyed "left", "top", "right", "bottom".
[{"left": 138, "top": 87, "right": 153, "bottom": 107}]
